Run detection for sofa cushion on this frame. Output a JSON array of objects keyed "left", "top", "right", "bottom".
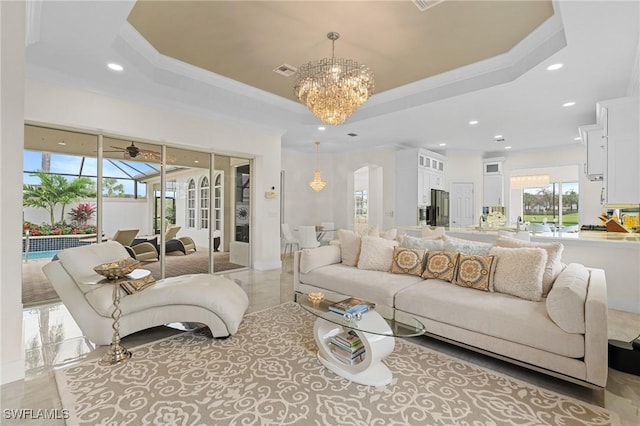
[
  {"left": 399, "top": 235, "right": 445, "bottom": 251},
  {"left": 390, "top": 247, "right": 425, "bottom": 276},
  {"left": 490, "top": 247, "right": 547, "bottom": 302},
  {"left": 443, "top": 236, "right": 492, "bottom": 255},
  {"left": 422, "top": 251, "right": 459, "bottom": 282},
  {"left": 338, "top": 229, "right": 361, "bottom": 267},
  {"left": 57, "top": 241, "right": 132, "bottom": 293},
  {"left": 546, "top": 263, "right": 590, "bottom": 333},
  {"left": 380, "top": 228, "right": 398, "bottom": 240},
  {"left": 395, "top": 280, "right": 585, "bottom": 358},
  {"left": 300, "top": 263, "right": 424, "bottom": 307},
  {"left": 357, "top": 236, "right": 398, "bottom": 271},
  {"left": 300, "top": 245, "right": 341, "bottom": 274},
  {"left": 494, "top": 236, "right": 564, "bottom": 297},
  {"left": 454, "top": 254, "right": 496, "bottom": 292}
]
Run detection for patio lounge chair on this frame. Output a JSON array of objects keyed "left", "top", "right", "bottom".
[
  {"left": 42, "top": 241, "right": 249, "bottom": 345},
  {"left": 111, "top": 229, "right": 158, "bottom": 262},
  {"left": 165, "top": 225, "right": 196, "bottom": 255}
]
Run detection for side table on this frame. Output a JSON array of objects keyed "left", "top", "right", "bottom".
[{"left": 96, "top": 269, "right": 150, "bottom": 366}]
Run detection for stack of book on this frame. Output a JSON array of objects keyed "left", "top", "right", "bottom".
[
  {"left": 328, "top": 297, "right": 375, "bottom": 316},
  {"left": 329, "top": 330, "right": 365, "bottom": 365}
]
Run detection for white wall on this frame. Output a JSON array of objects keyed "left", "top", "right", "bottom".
[
  {"left": 24, "top": 79, "right": 282, "bottom": 271},
  {"left": 1, "top": 0, "right": 26, "bottom": 385},
  {"left": 282, "top": 147, "right": 396, "bottom": 233}
]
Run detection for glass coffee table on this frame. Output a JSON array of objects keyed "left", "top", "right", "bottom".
[{"left": 297, "top": 292, "right": 425, "bottom": 386}]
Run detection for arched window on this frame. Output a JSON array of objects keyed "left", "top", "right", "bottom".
[
  {"left": 187, "top": 179, "right": 196, "bottom": 228},
  {"left": 214, "top": 173, "right": 223, "bottom": 231},
  {"left": 200, "top": 176, "right": 210, "bottom": 229}
]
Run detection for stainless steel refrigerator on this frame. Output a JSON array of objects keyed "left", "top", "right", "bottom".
[{"left": 427, "top": 189, "right": 450, "bottom": 226}]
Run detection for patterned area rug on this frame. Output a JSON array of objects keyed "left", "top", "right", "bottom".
[{"left": 55, "top": 303, "right": 618, "bottom": 425}]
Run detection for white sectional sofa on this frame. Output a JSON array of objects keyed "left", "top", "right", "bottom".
[{"left": 293, "top": 233, "right": 609, "bottom": 388}]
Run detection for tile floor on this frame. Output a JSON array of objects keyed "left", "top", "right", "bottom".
[{"left": 1, "top": 261, "right": 639, "bottom": 425}]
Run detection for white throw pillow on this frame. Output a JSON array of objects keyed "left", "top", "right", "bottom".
[
  {"left": 399, "top": 235, "right": 445, "bottom": 251},
  {"left": 490, "top": 246, "right": 547, "bottom": 302},
  {"left": 546, "top": 263, "right": 590, "bottom": 333},
  {"left": 299, "top": 245, "right": 342, "bottom": 274},
  {"left": 357, "top": 236, "right": 398, "bottom": 272},
  {"left": 443, "top": 235, "right": 492, "bottom": 256},
  {"left": 497, "top": 230, "right": 531, "bottom": 241},
  {"left": 494, "top": 236, "right": 564, "bottom": 296},
  {"left": 338, "top": 229, "right": 361, "bottom": 267},
  {"left": 380, "top": 228, "right": 398, "bottom": 240}
]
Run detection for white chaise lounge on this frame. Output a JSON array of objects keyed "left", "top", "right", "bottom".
[{"left": 43, "top": 241, "right": 249, "bottom": 345}]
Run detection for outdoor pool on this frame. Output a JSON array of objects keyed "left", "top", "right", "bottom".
[{"left": 22, "top": 250, "right": 59, "bottom": 261}]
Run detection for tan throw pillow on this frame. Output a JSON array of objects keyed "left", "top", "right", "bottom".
[
  {"left": 546, "top": 263, "right": 590, "bottom": 333},
  {"left": 490, "top": 247, "right": 547, "bottom": 302},
  {"left": 338, "top": 229, "right": 361, "bottom": 267},
  {"left": 455, "top": 254, "right": 496, "bottom": 292},
  {"left": 422, "top": 251, "right": 459, "bottom": 282},
  {"left": 494, "top": 236, "right": 564, "bottom": 296},
  {"left": 390, "top": 247, "right": 425, "bottom": 276},
  {"left": 357, "top": 236, "right": 398, "bottom": 271}
]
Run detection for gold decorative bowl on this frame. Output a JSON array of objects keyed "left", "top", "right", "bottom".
[
  {"left": 94, "top": 258, "right": 140, "bottom": 280},
  {"left": 307, "top": 292, "right": 325, "bottom": 304}
]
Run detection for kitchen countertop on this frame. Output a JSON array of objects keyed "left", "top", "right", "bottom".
[{"left": 398, "top": 226, "right": 640, "bottom": 245}]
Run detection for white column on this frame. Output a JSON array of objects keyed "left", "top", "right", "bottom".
[{"left": 0, "top": 0, "right": 26, "bottom": 384}]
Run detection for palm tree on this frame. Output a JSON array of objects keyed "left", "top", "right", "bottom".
[
  {"left": 102, "top": 177, "right": 125, "bottom": 197},
  {"left": 23, "top": 171, "right": 96, "bottom": 225}
]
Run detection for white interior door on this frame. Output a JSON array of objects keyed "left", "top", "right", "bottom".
[{"left": 450, "top": 182, "right": 474, "bottom": 228}]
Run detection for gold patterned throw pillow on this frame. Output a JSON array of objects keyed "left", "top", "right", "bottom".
[
  {"left": 390, "top": 247, "right": 425, "bottom": 276},
  {"left": 422, "top": 251, "right": 459, "bottom": 282},
  {"left": 454, "top": 254, "right": 496, "bottom": 292}
]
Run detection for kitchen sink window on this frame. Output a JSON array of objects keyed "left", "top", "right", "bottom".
[{"left": 523, "top": 181, "right": 579, "bottom": 229}]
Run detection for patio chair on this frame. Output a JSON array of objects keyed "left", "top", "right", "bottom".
[
  {"left": 111, "top": 229, "right": 159, "bottom": 262},
  {"left": 165, "top": 225, "right": 196, "bottom": 255}
]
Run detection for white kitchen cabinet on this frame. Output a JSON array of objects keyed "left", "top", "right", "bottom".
[
  {"left": 395, "top": 148, "right": 446, "bottom": 226},
  {"left": 482, "top": 158, "right": 504, "bottom": 207},
  {"left": 597, "top": 97, "right": 639, "bottom": 205},
  {"left": 579, "top": 124, "right": 605, "bottom": 181}
]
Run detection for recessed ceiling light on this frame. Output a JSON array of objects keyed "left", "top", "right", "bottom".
[
  {"left": 573, "top": 137, "right": 581, "bottom": 141},
  {"left": 107, "top": 63, "right": 123, "bottom": 72},
  {"left": 504, "top": 146, "right": 512, "bottom": 150},
  {"left": 494, "top": 134, "right": 503, "bottom": 139},
  {"left": 347, "top": 133, "right": 358, "bottom": 137},
  {"left": 468, "top": 120, "right": 479, "bottom": 125},
  {"left": 194, "top": 160, "right": 199, "bottom": 164},
  {"left": 562, "top": 101, "right": 576, "bottom": 107},
  {"left": 546, "top": 63, "right": 563, "bottom": 71},
  {"left": 439, "top": 143, "right": 446, "bottom": 147},
  {"left": 317, "top": 126, "right": 326, "bottom": 131},
  {"left": 58, "top": 141, "right": 66, "bottom": 146}
]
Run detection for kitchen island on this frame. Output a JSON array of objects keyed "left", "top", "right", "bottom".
[{"left": 398, "top": 226, "right": 640, "bottom": 314}]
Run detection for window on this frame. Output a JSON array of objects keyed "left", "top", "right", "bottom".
[
  {"left": 187, "top": 179, "right": 196, "bottom": 228},
  {"left": 214, "top": 173, "right": 223, "bottom": 231},
  {"left": 355, "top": 190, "right": 368, "bottom": 225},
  {"left": 199, "top": 176, "right": 210, "bottom": 229},
  {"left": 523, "top": 182, "right": 579, "bottom": 227}
]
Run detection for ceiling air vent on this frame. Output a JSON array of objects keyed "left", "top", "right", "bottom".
[
  {"left": 412, "top": 0, "right": 445, "bottom": 12},
  {"left": 273, "top": 64, "right": 297, "bottom": 77}
]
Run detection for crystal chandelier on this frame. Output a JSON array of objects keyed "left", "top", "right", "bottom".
[
  {"left": 309, "top": 141, "right": 326, "bottom": 192},
  {"left": 294, "top": 32, "right": 375, "bottom": 126}
]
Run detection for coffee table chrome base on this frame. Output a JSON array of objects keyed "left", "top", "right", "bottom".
[
  {"left": 99, "top": 343, "right": 132, "bottom": 366},
  {"left": 314, "top": 313, "right": 395, "bottom": 386}
]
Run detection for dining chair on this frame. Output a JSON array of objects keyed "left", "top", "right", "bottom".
[
  {"left": 319, "top": 222, "right": 335, "bottom": 245},
  {"left": 298, "top": 225, "right": 321, "bottom": 249},
  {"left": 281, "top": 223, "right": 299, "bottom": 256}
]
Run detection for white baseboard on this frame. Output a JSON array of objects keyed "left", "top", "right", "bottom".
[{"left": 1, "top": 359, "right": 25, "bottom": 385}]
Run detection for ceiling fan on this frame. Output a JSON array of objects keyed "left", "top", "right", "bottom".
[{"left": 104, "top": 142, "right": 161, "bottom": 160}]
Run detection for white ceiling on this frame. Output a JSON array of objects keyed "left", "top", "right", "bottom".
[{"left": 25, "top": 1, "right": 639, "bottom": 155}]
